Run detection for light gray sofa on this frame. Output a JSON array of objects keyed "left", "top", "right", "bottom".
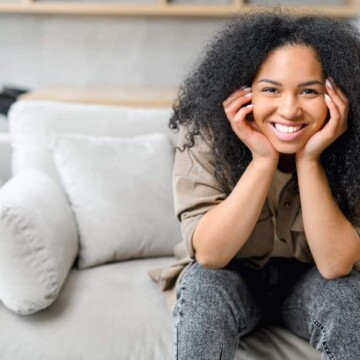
[{"left": 0, "top": 100, "right": 321, "bottom": 360}]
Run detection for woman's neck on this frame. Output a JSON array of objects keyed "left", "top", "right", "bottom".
[{"left": 278, "top": 154, "right": 296, "bottom": 173}]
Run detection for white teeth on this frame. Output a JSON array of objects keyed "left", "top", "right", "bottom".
[{"left": 274, "top": 123, "right": 303, "bottom": 133}]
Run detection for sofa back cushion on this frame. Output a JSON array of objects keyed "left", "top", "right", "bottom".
[
  {"left": 8, "top": 100, "right": 176, "bottom": 185},
  {"left": 0, "top": 134, "right": 11, "bottom": 184}
]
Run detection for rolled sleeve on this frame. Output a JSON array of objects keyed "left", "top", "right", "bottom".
[{"left": 172, "top": 127, "right": 227, "bottom": 259}]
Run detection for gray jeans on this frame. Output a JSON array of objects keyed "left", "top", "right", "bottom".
[{"left": 173, "top": 257, "right": 360, "bottom": 360}]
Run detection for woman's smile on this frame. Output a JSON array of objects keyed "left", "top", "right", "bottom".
[{"left": 270, "top": 121, "right": 307, "bottom": 141}]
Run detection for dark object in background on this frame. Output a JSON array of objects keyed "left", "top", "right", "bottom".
[{"left": 0, "top": 86, "right": 29, "bottom": 116}]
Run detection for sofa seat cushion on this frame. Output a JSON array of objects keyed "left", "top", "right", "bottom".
[{"left": 0, "top": 257, "right": 320, "bottom": 360}]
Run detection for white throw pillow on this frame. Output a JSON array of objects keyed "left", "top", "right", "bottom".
[
  {"left": 51, "top": 132, "right": 182, "bottom": 269},
  {"left": 0, "top": 170, "right": 78, "bottom": 315}
]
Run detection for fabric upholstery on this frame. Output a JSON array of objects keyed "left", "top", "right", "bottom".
[
  {"left": 51, "top": 132, "right": 182, "bottom": 268},
  {"left": 8, "top": 100, "right": 175, "bottom": 186},
  {"left": 0, "top": 170, "right": 78, "bottom": 315},
  {"left": 0, "top": 257, "right": 320, "bottom": 360},
  {"left": 0, "top": 133, "right": 11, "bottom": 183}
]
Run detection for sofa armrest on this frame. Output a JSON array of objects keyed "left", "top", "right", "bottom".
[
  {"left": 0, "top": 133, "right": 11, "bottom": 185},
  {"left": 0, "top": 170, "right": 79, "bottom": 315}
]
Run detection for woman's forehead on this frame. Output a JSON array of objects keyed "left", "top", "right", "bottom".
[{"left": 253, "top": 45, "right": 324, "bottom": 84}]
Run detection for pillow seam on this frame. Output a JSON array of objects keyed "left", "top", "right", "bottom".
[{"left": 0, "top": 206, "right": 59, "bottom": 301}]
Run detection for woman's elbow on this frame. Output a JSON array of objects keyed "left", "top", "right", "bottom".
[
  {"left": 319, "top": 265, "right": 352, "bottom": 280},
  {"left": 195, "top": 252, "right": 229, "bottom": 270}
]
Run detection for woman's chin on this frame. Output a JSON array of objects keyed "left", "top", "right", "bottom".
[{"left": 271, "top": 143, "right": 300, "bottom": 155}]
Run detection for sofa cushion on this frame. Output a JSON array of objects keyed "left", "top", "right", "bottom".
[
  {"left": 0, "top": 257, "right": 320, "bottom": 360},
  {"left": 8, "top": 100, "right": 175, "bottom": 187},
  {"left": 0, "top": 170, "right": 78, "bottom": 315},
  {"left": 0, "top": 133, "right": 11, "bottom": 183},
  {"left": 51, "top": 132, "right": 182, "bottom": 269}
]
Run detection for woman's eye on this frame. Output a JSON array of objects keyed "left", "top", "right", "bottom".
[
  {"left": 301, "top": 89, "right": 318, "bottom": 95},
  {"left": 262, "top": 87, "right": 278, "bottom": 93}
]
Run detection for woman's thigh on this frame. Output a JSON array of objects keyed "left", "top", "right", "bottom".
[
  {"left": 173, "top": 260, "right": 264, "bottom": 360},
  {"left": 280, "top": 266, "right": 360, "bottom": 360}
]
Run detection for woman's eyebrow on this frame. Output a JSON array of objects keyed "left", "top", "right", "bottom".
[
  {"left": 256, "top": 79, "right": 324, "bottom": 87},
  {"left": 256, "top": 79, "right": 282, "bottom": 86},
  {"left": 298, "top": 80, "right": 324, "bottom": 87}
]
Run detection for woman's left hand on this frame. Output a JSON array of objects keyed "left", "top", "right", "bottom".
[{"left": 296, "top": 78, "right": 349, "bottom": 162}]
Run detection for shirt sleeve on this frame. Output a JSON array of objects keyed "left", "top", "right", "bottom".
[{"left": 172, "top": 126, "right": 227, "bottom": 259}]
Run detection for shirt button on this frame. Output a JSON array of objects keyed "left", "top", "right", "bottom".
[{"left": 284, "top": 201, "right": 291, "bottom": 209}]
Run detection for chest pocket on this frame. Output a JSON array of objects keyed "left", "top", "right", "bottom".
[
  {"left": 235, "top": 202, "right": 274, "bottom": 268},
  {"left": 276, "top": 180, "right": 314, "bottom": 264}
]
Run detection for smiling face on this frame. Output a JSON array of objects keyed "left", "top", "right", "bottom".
[{"left": 251, "top": 45, "right": 329, "bottom": 155}]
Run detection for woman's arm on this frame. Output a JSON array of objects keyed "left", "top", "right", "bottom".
[
  {"left": 193, "top": 88, "right": 279, "bottom": 269},
  {"left": 193, "top": 158, "right": 277, "bottom": 269},
  {"left": 296, "top": 159, "right": 360, "bottom": 279},
  {"left": 296, "top": 78, "right": 360, "bottom": 279}
]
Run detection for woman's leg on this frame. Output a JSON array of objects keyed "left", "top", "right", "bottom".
[
  {"left": 173, "top": 260, "right": 264, "bottom": 360},
  {"left": 280, "top": 266, "right": 360, "bottom": 360}
]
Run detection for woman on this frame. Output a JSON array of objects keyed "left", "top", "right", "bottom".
[{"left": 168, "top": 10, "right": 360, "bottom": 360}]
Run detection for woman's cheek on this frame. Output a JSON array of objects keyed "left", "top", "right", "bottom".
[{"left": 315, "top": 100, "right": 329, "bottom": 130}]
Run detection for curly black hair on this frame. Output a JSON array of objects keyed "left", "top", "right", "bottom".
[{"left": 169, "top": 8, "right": 360, "bottom": 225}]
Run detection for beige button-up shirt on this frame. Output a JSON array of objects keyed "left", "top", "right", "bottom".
[
  {"left": 149, "top": 126, "right": 360, "bottom": 311},
  {"left": 172, "top": 126, "right": 317, "bottom": 268}
]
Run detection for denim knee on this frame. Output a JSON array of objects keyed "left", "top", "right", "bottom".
[
  {"left": 281, "top": 267, "right": 360, "bottom": 360},
  {"left": 173, "top": 261, "right": 263, "bottom": 360}
]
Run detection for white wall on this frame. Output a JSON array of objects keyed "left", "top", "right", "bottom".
[{"left": 0, "top": 14, "right": 224, "bottom": 90}]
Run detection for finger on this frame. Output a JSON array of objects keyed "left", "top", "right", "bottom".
[
  {"left": 326, "top": 79, "right": 349, "bottom": 116},
  {"left": 324, "top": 94, "right": 344, "bottom": 134},
  {"left": 224, "top": 96, "right": 253, "bottom": 124},
  {"left": 223, "top": 87, "right": 251, "bottom": 107},
  {"left": 326, "top": 78, "right": 348, "bottom": 106},
  {"left": 225, "top": 92, "right": 252, "bottom": 115},
  {"left": 230, "top": 104, "right": 254, "bottom": 141},
  {"left": 233, "top": 103, "right": 254, "bottom": 124},
  {"left": 325, "top": 81, "right": 348, "bottom": 122},
  {"left": 324, "top": 93, "right": 339, "bottom": 116},
  {"left": 223, "top": 88, "right": 251, "bottom": 108}
]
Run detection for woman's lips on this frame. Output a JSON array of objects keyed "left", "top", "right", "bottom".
[{"left": 270, "top": 122, "right": 307, "bottom": 141}]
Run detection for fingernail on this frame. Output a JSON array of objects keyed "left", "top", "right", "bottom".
[
  {"left": 243, "top": 87, "right": 252, "bottom": 92},
  {"left": 325, "top": 79, "right": 333, "bottom": 89},
  {"left": 324, "top": 94, "right": 332, "bottom": 102},
  {"left": 246, "top": 104, "right": 253, "bottom": 108},
  {"left": 244, "top": 92, "right": 253, "bottom": 97}
]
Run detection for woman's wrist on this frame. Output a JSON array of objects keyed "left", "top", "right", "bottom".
[
  {"left": 295, "top": 154, "right": 321, "bottom": 170},
  {"left": 252, "top": 155, "right": 279, "bottom": 172}
]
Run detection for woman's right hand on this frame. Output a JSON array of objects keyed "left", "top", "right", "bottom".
[{"left": 223, "top": 88, "right": 279, "bottom": 163}]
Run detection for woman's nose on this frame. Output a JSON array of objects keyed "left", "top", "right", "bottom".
[{"left": 277, "top": 95, "right": 302, "bottom": 120}]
